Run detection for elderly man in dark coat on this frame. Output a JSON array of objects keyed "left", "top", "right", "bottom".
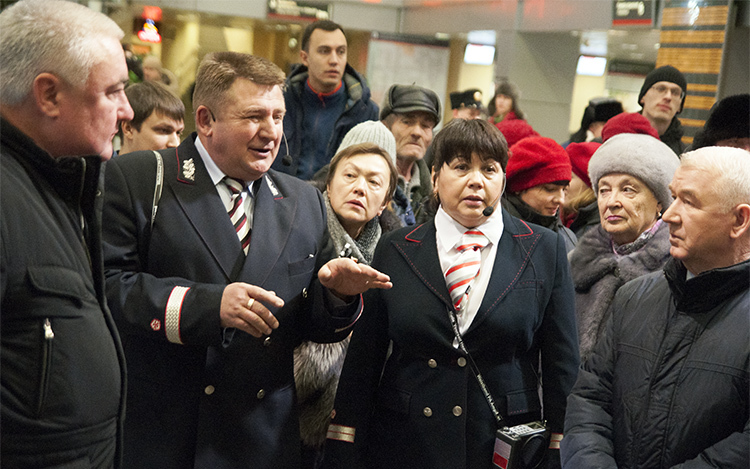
[{"left": 562, "top": 146, "right": 750, "bottom": 468}]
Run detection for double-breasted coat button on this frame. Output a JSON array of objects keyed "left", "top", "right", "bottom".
[
  {"left": 204, "top": 385, "right": 215, "bottom": 395},
  {"left": 263, "top": 337, "right": 272, "bottom": 347},
  {"left": 427, "top": 359, "right": 437, "bottom": 368},
  {"left": 457, "top": 357, "right": 467, "bottom": 367},
  {"left": 257, "top": 389, "right": 266, "bottom": 399},
  {"left": 302, "top": 288, "right": 308, "bottom": 298},
  {"left": 453, "top": 406, "right": 463, "bottom": 416},
  {"left": 423, "top": 407, "right": 433, "bottom": 417}
]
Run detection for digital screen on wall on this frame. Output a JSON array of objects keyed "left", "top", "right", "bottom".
[
  {"left": 464, "top": 44, "right": 495, "bottom": 66},
  {"left": 576, "top": 56, "right": 607, "bottom": 76}
]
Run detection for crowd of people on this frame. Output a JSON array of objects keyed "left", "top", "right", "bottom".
[{"left": 1, "top": 1, "right": 749, "bottom": 469}]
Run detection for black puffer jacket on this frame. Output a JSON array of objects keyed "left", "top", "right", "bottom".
[
  {"left": 1, "top": 119, "right": 126, "bottom": 467},
  {"left": 562, "top": 257, "right": 750, "bottom": 468}
]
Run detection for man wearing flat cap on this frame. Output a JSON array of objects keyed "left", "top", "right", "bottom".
[
  {"left": 380, "top": 84, "right": 441, "bottom": 225},
  {"left": 450, "top": 88, "right": 484, "bottom": 120},
  {"left": 638, "top": 65, "right": 687, "bottom": 154}
]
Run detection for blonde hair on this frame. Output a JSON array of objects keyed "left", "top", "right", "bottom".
[
  {"left": 0, "top": 0, "right": 124, "bottom": 105},
  {"left": 562, "top": 187, "right": 596, "bottom": 222}
]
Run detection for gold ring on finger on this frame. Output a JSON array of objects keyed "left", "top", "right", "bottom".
[{"left": 247, "top": 298, "right": 255, "bottom": 310}]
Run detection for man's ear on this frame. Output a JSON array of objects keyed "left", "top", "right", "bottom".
[
  {"left": 33, "top": 73, "right": 63, "bottom": 118},
  {"left": 195, "top": 105, "right": 213, "bottom": 136},
  {"left": 300, "top": 49, "right": 309, "bottom": 67},
  {"left": 121, "top": 120, "right": 135, "bottom": 139},
  {"left": 730, "top": 203, "right": 750, "bottom": 239}
]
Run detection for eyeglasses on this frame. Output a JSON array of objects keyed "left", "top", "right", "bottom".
[{"left": 651, "top": 84, "right": 685, "bottom": 100}]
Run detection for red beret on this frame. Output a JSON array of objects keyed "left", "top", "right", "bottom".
[
  {"left": 495, "top": 119, "right": 540, "bottom": 148},
  {"left": 507, "top": 137, "right": 572, "bottom": 193},
  {"left": 565, "top": 141, "right": 601, "bottom": 188},
  {"left": 602, "top": 112, "right": 659, "bottom": 142}
]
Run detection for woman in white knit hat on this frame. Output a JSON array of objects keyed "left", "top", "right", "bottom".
[
  {"left": 295, "top": 120, "right": 398, "bottom": 469},
  {"left": 569, "top": 133, "right": 680, "bottom": 362}
]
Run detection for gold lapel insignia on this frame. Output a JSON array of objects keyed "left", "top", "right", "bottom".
[{"left": 182, "top": 158, "right": 195, "bottom": 181}]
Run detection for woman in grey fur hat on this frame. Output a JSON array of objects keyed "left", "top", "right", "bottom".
[
  {"left": 569, "top": 133, "right": 680, "bottom": 362},
  {"left": 295, "top": 123, "right": 398, "bottom": 469}
]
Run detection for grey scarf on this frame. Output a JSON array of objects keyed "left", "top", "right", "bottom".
[{"left": 324, "top": 192, "right": 381, "bottom": 264}]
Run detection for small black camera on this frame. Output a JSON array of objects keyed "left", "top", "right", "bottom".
[{"left": 492, "top": 421, "right": 550, "bottom": 469}]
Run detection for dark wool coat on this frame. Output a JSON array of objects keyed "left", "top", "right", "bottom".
[
  {"left": 324, "top": 211, "right": 580, "bottom": 469},
  {"left": 562, "top": 258, "right": 749, "bottom": 468},
  {"left": 569, "top": 223, "right": 671, "bottom": 362},
  {"left": 1, "top": 119, "right": 126, "bottom": 468},
  {"left": 102, "top": 134, "right": 361, "bottom": 469}
]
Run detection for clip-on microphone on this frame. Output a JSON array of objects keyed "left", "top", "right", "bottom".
[
  {"left": 482, "top": 197, "right": 500, "bottom": 217},
  {"left": 482, "top": 177, "right": 506, "bottom": 217},
  {"left": 281, "top": 132, "right": 292, "bottom": 166}
]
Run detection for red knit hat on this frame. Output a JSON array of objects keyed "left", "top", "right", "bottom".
[
  {"left": 602, "top": 112, "right": 659, "bottom": 142},
  {"left": 565, "top": 141, "right": 601, "bottom": 188},
  {"left": 495, "top": 119, "right": 540, "bottom": 148},
  {"left": 506, "top": 137, "right": 572, "bottom": 193}
]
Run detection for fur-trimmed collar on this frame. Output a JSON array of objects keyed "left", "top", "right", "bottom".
[{"left": 570, "top": 222, "right": 671, "bottom": 292}]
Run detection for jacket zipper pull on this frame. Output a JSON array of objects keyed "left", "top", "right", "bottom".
[{"left": 44, "top": 318, "right": 55, "bottom": 340}]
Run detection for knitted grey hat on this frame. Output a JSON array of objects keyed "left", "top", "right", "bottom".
[
  {"left": 336, "top": 120, "right": 397, "bottom": 166},
  {"left": 588, "top": 133, "right": 680, "bottom": 210}
]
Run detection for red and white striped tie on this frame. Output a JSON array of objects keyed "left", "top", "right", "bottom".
[
  {"left": 223, "top": 177, "right": 251, "bottom": 255},
  {"left": 445, "top": 229, "right": 488, "bottom": 311}
]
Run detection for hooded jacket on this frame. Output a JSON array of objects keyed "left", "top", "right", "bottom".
[
  {"left": 273, "top": 63, "right": 379, "bottom": 179},
  {"left": 562, "top": 257, "right": 749, "bottom": 468}
]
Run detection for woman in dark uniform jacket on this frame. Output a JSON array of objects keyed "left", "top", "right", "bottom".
[{"left": 323, "top": 119, "right": 579, "bottom": 469}]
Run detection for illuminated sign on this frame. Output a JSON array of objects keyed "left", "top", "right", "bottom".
[
  {"left": 612, "top": 1, "right": 654, "bottom": 26},
  {"left": 137, "top": 18, "right": 161, "bottom": 43}
]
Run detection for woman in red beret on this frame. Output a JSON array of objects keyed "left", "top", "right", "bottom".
[{"left": 501, "top": 136, "right": 577, "bottom": 252}]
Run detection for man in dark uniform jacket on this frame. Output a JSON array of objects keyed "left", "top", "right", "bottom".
[
  {"left": 102, "top": 52, "right": 390, "bottom": 469},
  {"left": 0, "top": 0, "right": 133, "bottom": 467}
]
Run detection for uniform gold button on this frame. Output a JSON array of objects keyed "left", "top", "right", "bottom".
[
  {"left": 423, "top": 407, "right": 433, "bottom": 417},
  {"left": 257, "top": 389, "right": 266, "bottom": 399},
  {"left": 453, "top": 406, "right": 463, "bottom": 416},
  {"left": 427, "top": 359, "right": 437, "bottom": 368},
  {"left": 457, "top": 357, "right": 467, "bottom": 367},
  {"left": 263, "top": 337, "right": 272, "bottom": 347},
  {"left": 302, "top": 288, "right": 308, "bottom": 298},
  {"left": 204, "top": 385, "right": 215, "bottom": 395}
]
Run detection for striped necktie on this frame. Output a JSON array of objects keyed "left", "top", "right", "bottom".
[
  {"left": 223, "top": 177, "right": 251, "bottom": 255},
  {"left": 445, "top": 229, "right": 488, "bottom": 311}
]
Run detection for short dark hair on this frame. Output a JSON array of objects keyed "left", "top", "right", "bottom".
[
  {"left": 431, "top": 119, "right": 509, "bottom": 176},
  {"left": 301, "top": 20, "right": 346, "bottom": 52},
  {"left": 326, "top": 142, "right": 398, "bottom": 204},
  {"left": 192, "top": 52, "right": 285, "bottom": 114},
  {"left": 125, "top": 81, "right": 184, "bottom": 130}
]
